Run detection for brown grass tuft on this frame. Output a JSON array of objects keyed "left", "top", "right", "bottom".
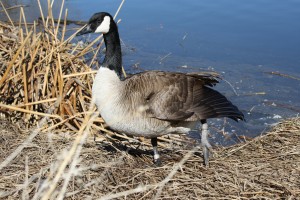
[{"left": 0, "top": 1, "right": 95, "bottom": 133}]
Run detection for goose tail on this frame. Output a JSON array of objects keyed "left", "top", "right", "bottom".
[{"left": 194, "top": 86, "right": 244, "bottom": 122}]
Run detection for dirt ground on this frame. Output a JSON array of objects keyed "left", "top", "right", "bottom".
[{"left": 0, "top": 117, "right": 299, "bottom": 199}]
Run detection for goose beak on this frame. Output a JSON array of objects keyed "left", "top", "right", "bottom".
[{"left": 76, "top": 24, "right": 92, "bottom": 36}]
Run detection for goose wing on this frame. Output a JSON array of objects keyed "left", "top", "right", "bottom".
[
  {"left": 147, "top": 72, "right": 217, "bottom": 121},
  {"left": 146, "top": 72, "right": 241, "bottom": 121},
  {"left": 123, "top": 71, "right": 243, "bottom": 122}
]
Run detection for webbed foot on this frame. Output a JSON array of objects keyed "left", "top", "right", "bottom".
[{"left": 153, "top": 156, "right": 162, "bottom": 166}]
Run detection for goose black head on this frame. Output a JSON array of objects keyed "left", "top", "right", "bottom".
[
  {"left": 76, "top": 12, "right": 123, "bottom": 78},
  {"left": 76, "top": 12, "right": 114, "bottom": 36}
]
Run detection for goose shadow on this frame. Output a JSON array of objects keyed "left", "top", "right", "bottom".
[{"left": 93, "top": 131, "right": 187, "bottom": 165}]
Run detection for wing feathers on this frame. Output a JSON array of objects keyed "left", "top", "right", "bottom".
[
  {"left": 193, "top": 86, "right": 244, "bottom": 121},
  {"left": 124, "top": 71, "right": 244, "bottom": 122}
]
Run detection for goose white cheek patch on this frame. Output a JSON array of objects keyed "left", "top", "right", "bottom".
[{"left": 95, "top": 16, "right": 110, "bottom": 34}]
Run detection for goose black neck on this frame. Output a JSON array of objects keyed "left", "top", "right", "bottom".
[{"left": 102, "top": 21, "right": 122, "bottom": 78}]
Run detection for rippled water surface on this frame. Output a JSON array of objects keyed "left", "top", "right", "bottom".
[{"left": 1, "top": 0, "right": 300, "bottom": 145}]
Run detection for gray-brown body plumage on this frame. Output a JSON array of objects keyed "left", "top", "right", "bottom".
[{"left": 93, "top": 67, "right": 242, "bottom": 138}]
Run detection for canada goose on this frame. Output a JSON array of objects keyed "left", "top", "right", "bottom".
[{"left": 76, "top": 12, "right": 244, "bottom": 166}]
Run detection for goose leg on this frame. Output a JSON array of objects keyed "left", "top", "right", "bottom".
[
  {"left": 201, "top": 119, "right": 212, "bottom": 166},
  {"left": 151, "top": 138, "right": 161, "bottom": 166}
]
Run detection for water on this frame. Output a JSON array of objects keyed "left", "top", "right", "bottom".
[{"left": 1, "top": 0, "right": 300, "bottom": 145}]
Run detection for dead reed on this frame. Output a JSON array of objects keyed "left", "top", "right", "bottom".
[{"left": 0, "top": 1, "right": 94, "bottom": 131}]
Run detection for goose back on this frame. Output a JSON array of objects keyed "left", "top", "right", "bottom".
[{"left": 123, "top": 70, "right": 242, "bottom": 122}]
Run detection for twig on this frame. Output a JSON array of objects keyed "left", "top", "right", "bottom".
[
  {"left": 0, "top": 103, "right": 61, "bottom": 119},
  {"left": 0, "top": 4, "right": 28, "bottom": 12},
  {"left": 16, "top": 98, "right": 58, "bottom": 108},
  {"left": 113, "top": 0, "right": 126, "bottom": 20},
  {"left": 222, "top": 78, "right": 239, "bottom": 96},
  {"left": 159, "top": 52, "right": 172, "bottom": 64},
  {"left": 61, "top": 9, "right": 68, "bottom": 42},
  {"left": 37, "top": 0, "right": 46, "bottom": 27},
  {"left": 264, "top": 100, "right": 300, "bottom": 113},
  {"left": 62, "top": 70, "right": 97, "bottom": 78},
  {"left": 20, "top": 7, "right": 29, "bottom": 35},
  {"left": 0, "top": 1, "right": 15, "bottom": 27},
  {"left": 265, "top": 71, "right": 300, "bottom": 81},
  {"left": 22, "top": 156, "right": 29, "bottom": 200},
  {"left": 54, "top": 0, "right": 65, "bottom": 39}
]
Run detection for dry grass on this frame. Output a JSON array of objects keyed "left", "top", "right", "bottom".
[
  {"left": 0, "top": 1, "right": 96, "bottom": 130},
  {"left": 0, "top": 1, "right": 299, "bottom": 199},
  {"left": 0, "top": 117, "right": 299, "bottom": 199}
]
